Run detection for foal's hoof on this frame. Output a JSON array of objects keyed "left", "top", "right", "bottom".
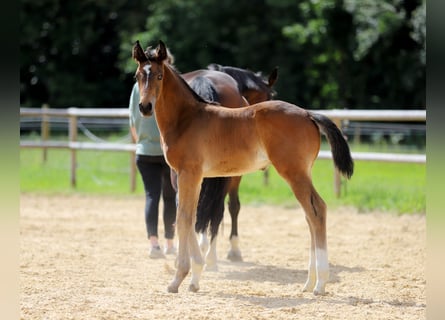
[
  {"left": 227, "top": 250, "right": 243, "bottom": 262},
  {"left": 313, "top": 280, "right": 327, "bottom": 296},
  {"left": 302, "top": 278, "right": 315, "bottom": 293},
  {"left": 188, "top": 284, "right": 199, "bottom": 292},
  {"left": 302, "top": 286, "right": 326, "bottom": 296},
  {"left": 302, "top": 284, "right": 314, "bottom": 293},
  {"left": 313, "top": 289, "right": 326, "bottom": 296},
  {"left": 167, "top": 284, "right": 179, "bottom": 293},
  {"left": 205, "top": 263, "right": 218, "bottom": 272}
]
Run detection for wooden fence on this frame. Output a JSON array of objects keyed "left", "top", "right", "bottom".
[{"left": 20, "top": 107, "right": 426, "bottom": 196}]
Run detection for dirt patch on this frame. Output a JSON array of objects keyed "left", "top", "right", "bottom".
[{"left": 20, "top": 193, "right": 425, "bottom": 319}]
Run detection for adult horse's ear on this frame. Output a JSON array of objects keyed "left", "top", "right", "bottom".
[
  {"left": 268, "top": 66, "right": 279, "bottom": 87},
  {"left": 157, "top": 40, "right": 168, "bottom": 62},
  {"left": 133, "top": 40, "right": 148, "bottom": 63}
]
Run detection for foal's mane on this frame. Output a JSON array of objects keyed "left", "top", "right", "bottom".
[{"left": 207, "top": 63, "right": 277, "bottom": 97}]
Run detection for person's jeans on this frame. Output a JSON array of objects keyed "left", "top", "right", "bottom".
[{"left": 136, "top": 155, "right": 176, "bottom": 239}]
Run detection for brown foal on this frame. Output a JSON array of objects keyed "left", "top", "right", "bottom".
[{"left": 133, "top": 40, "right": 353, "bottom": 295}]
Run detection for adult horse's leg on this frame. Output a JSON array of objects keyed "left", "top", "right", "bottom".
[
  {"left": 226, "top": 176, "right": 243, "bottom": 261},
  {"left": 167, "top": 171, "right": 204, "bottom": 293}
]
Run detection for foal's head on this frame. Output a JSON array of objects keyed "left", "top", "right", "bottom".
[{"left": 132, "top": 40, "right": 170, "bottom": 117}]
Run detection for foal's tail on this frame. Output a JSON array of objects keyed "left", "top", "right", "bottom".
[{"left": 309, "top": 112, "right": 354, "bottom": 179}]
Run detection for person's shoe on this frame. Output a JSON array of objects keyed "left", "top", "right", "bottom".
[
  {"left": 164, "top": 246, "right": 177, "bottom": 255},
  {"left": 149, "top": 245, "right": 165, "bottom": 259}
]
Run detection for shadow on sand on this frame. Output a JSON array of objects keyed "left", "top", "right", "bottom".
[{"left": 209, "top": 260, "right": 423, "bottom": 311}]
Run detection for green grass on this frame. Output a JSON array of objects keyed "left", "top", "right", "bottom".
[
  {"left": 239, "top": 161, "right": 425, "bottom": 214},
  {"left": 20, "top": 149, "right": 141, "bottom": 194},
  {"left": 20, "top": 147, "right": 425, "bottom": 214}
]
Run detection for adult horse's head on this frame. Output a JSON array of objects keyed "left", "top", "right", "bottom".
[
  {"left": 207, "top": 63, "right": 279, "bottom": 104},
  {"left": 132, "top": 40, "right": 169, "bottom": 117}
]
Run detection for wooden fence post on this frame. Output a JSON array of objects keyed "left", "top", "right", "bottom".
[
  {"left": 41, "top": 104, "right": 50, "bottom": 163},
  {"left": 263, "top": 167, "right": 269, "bottom": 186},
  {"left": 130, "top": 152, "right": 136, "bottom": 192},
  {"left": 68, "top": 109, "right": 78, "bottom": 188}
]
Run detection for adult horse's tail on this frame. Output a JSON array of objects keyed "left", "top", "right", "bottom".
[
  {"left": 195, "top": 177, "right": 229, "bottom": 238},
  {"left": 190, "top": 76, "right": 229, "bottom": 240},
  {"left": 309, "top": 112, "right": 354, "bottom": 179}
]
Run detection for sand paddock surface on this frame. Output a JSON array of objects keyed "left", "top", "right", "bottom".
[{"left": 20, "top": 193, "right": 425, "bottom": 319}]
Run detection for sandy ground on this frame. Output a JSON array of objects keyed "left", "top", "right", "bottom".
[{"left": 20, "top": 193, "right": 425, "bottom": 319}]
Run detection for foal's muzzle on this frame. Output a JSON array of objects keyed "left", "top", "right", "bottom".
[{"left": 139, "top": 102, "right": 153, "bottom": 116}]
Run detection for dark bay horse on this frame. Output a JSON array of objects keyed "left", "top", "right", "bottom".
[
  {"left": 133, "top": 40, "right": 353, "bottom": 295},
  {"left": 185, "top": 64, "right": 278, "bottom": 270},
  {"left": 207, "top": 63, "right": 278, "bottom": 105}
]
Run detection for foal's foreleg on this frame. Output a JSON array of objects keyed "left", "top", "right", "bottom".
[
  {"left": 167, "top": 172, "right": 203, "bottom": 293},
  {"left": 189, "top": 227, "right": 204, "bottom": 292},
  {"left": 167, "top": 211, "right": 190, "bottom": 293}
]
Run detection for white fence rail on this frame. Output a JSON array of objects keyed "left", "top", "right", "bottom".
[
  {"left": 20, "top": 107, "right": 137, "bottom": 191},
  {"left": 20, "top": 107, "right": 426, "bottom": 195}
]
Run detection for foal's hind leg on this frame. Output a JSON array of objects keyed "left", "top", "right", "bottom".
[
  {"left": 303, "top": 216, "right": 317, "bottom": 292},
  {"left": 227, "top": 176, "right": 243, "bottom": 261},
  {"left": 300, "top": 183, "right": 328, "bottom": 295},
  {"left": 283, "top": 173, "right": 329, "bottom": 295}
]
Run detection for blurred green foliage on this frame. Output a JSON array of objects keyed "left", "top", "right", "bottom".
[{"left": 20, "top": 0, "right": 425, "bottom": 110}]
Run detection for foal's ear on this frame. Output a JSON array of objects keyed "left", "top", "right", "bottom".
[
  {"left": 132, "top": 40, "right": 148, "bottom": 63},
  {"left": 268, "top": 66, "right": 279, "bottom": 87},
  {"left": 156, "top": 40, "right": 168, "bottom": 62}
]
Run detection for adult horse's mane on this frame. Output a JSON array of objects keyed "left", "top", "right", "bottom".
[
  {"left": 208, "top": 63, "right": 277, "bottom": 98},
  {"left": 145, "top": 46, "right": 220, "bottom": 106}
]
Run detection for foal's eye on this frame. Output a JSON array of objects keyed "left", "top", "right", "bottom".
[{"left": 134, "top": 72, "right": 144, "bottom": 81}]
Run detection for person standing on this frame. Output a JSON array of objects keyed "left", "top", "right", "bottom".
[{"left": 129, "top": 82, "right": 177, "bottom": 259}]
